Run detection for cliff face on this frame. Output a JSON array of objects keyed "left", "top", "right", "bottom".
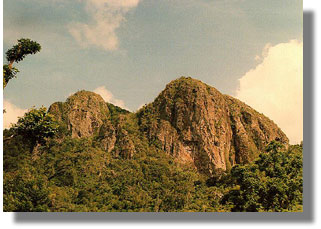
[
  {"left": 48, "top": 77, "right": 288, "bottom": 175},
  {"left": 224, "top": 95, "right": 288, "bottom": 165},
  {"left": 48, "top": 91, "right": 135, "bottom": 158},
  {"left": 137, "top": 77, "right": 288, "bottom": 174},
  {"left": 48, "top": 91, "right": 110, "bottom": 138}
]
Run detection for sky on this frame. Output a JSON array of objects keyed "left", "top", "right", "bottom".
[{"left": 3, "top": 0, "right": 303, "bottom": 143}]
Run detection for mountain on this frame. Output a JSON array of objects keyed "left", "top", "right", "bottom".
[
  {"left": 4, "top": 76, "right": 301, "bottom": 212},
  {"left": 48, "top": 77, "right": 288, "bottom": 175},
  {"left": 49, "top": 91, "right": 135, "bottom": 159}
]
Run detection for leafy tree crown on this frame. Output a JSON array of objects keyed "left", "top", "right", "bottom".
[
  {"left": 13, "top": 107, "right": 59, "bottom": 145},
  {"left": 6, "top": 38, "right": 41, "bottom": 63}
]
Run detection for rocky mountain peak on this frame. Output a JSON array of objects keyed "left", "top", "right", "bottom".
[
  {"left": 138, "top": 76, "right": 289, "bottom": 174},
  {"left": 49, "top": 90, "right": 110, "bottom": 138},
  {"left": 48, "top": 77, "right": 289, "bottom": 175}
]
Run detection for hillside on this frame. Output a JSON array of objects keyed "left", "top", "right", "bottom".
[
  {"left": 48, "top": 77, "right": 288, "bottom": 174},
  {"left": 3, "top": 77, "right": 301, "bottom": 212},
  {"left": 137, "top": 77, "right": 288, "bottom": 174}
]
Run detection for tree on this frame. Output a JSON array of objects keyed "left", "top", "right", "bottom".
[
  {"left": 3, "top": 38, "right": 41, "bottom": 88},
  {"left": 3, "top": 166, "right": 51, "bottom": 212},
  {"left": 222, "top": 141, "right": 303, "bottom": 212},
  {"left": 13, "top": 107, "right": 59, "bottom": 153}
]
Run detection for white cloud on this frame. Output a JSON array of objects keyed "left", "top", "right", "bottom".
[
  {"left": 236, "top": 40, "right": 303, "bottom": 144},
  {"left": 254, "top": 43, "right": 272, "bottom": 62},
  {"left": 3, "top": 100, "right": 27, "bottom": 129},
  {"left": 93, "top": 86, "right": 128, "bottom": 110},
  {"left": 68, "top": 0, "right": 141, "bottom": 51}
]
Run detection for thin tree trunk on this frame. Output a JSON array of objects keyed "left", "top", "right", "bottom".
[
  {"left": 8, "top": 60, "right": 14, "bottom": 70},
  {"left": 30, "top": 140, "right": 37, "bottom": 154}
]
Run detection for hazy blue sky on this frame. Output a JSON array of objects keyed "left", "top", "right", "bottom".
[{"left": 3, "top": 0, "right": 303, "bottom": 142}]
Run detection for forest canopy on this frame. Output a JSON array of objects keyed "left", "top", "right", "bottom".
[{"left": 3, "top": 112, "right": 303, "bottom": 212}]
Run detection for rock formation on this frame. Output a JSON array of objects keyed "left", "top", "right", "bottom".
[
  {"left": 48, "top": 77, "right": 288, "bottom": 175},
  {"left": 48, "top": 90, "right": 136, "bottom": 159},
  {"left": 137, "top": 77, "right": 288, "bottom": 174},
  {"left": 48, "top": 91, "right": 110, "bottom": 138}
]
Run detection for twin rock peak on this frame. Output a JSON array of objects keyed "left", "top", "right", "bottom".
[{"left": 49, "top": 77, "right": 288, "bottom": 175}]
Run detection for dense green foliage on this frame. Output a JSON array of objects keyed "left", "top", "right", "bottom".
[
  {"left": 12, "top": 107, "right": 59, "bottom": 152},
  {"left": 3, "top": 126, "right": 303, "bottom": 212},
  {"left": 107, "top": 103, "right": 130, "bottom": 121},
  {"left": 3, "top": 134, "right": 227, "bottom": 212},
  {"left": 3, "top": 65, "right": 19, "bottom": 88},
  {"left": 6, "top": 38, "right": 41, "bottom": 63},
  {"left": 3, "top": 106, "right": 302, "bottom": 212},
  {"left": 222, "top": 141, "right": 303, "bottom": 212},
  {"left": 3, "top": 38, "right": 41, "bottom": 88}
]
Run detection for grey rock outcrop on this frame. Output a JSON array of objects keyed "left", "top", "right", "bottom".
[{"left": 138, "top": 77, "right": 288, "bottom": 174}]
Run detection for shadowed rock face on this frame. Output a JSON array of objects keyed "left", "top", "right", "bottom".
[
  {"left": 224, "top": 95, "right": 288, "bottom": 165},
  {"left": 138, "top": 77, "right": 288, "bottom": 175},
  {"left": 48, "top": 77, "right": 288, "bottom": 175}
]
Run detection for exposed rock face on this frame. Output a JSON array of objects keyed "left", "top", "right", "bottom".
[
  {"left": 138, "top": 77, "right": 288, "bottom": 175},
  {"left": 115, "top": 128, "right": 136, "bottom": 159},
  {"left": 112, "top": 115, "right": 136, "bottom": 159},
  {"left": 48, "top": 77, "right": 288, "bottom": 175},
  {"left": 99, "top": 122, "right": 116, "bottom": 153},
  {"left": 48, "top": 91, "right": 135, "bottom": 159},
  {"left": 224, "top": 95, "right": 288, "bottom": 165},
  {"left": 49, "top": 91, "right": 110, "bottom": 138},
  {"left": 98, "top": 120, "right": 135, "bottom": 159}
]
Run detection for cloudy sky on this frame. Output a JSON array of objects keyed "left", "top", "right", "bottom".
[{"left": 3, "top": 0, "right": 302, "bottom": 143}]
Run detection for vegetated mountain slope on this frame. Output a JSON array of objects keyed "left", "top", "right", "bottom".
[
  {"left": 48, "top": 77, "right": 288, "bottom": 175},
  {"left": 4, "top": 76, "right": 301, "bottom": 212}
]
